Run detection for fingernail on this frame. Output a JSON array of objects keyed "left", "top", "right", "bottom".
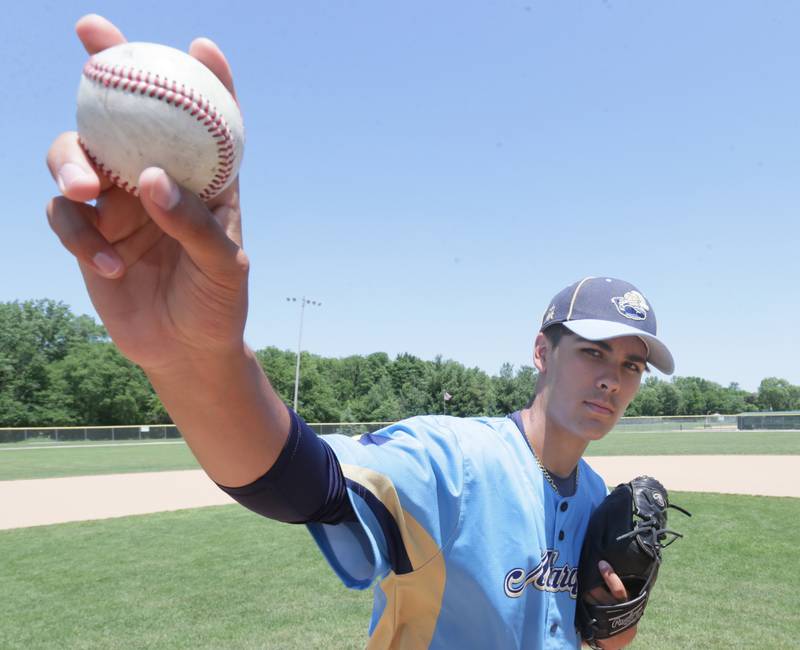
[
  {"left": 598, "top": 560, "right": 610, "bottom": 572},
  {"left": 57, "top": 163, "right": 88, "bottom": 194},
  {"left": 149, "top": 170, "right": 181, "bottom": 211},
  {"left": 92, "top": 252, "right": 123, "bottom": 278}
]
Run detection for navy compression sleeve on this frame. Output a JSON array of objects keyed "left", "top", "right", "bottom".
[{"left": 214, "top": 408, "right": 356, "bottom": 524}]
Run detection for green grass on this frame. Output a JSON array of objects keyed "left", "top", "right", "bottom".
[
  {"left": 0, "top": 493, "right": 797, "bottom": 648},
  {"left": 0, "top": 428, "right": 797, "bottom": 482},
  {"left": 0, "top": 506, "right": 372, "bottom": 649},
  {"left": 0, "top": 441, "right": 199, "bottom": 481},
  {"left": 586, "top": 428, "right": 800, "bottom": 456},
  {"left": 629, "top": 492, "right": 800, "bottom": 648}
]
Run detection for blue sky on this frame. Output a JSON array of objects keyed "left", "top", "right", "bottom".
[{"left": 2, "top": 1, "right": 799, "bottom": 391}]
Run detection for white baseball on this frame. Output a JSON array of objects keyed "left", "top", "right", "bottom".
[{"left": 76, "top": 42, "right": 244, "bottom": 201}]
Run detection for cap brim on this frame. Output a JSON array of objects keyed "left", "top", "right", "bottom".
[{"left": 561, "top": 319, "right": 675, "bottom": 375}]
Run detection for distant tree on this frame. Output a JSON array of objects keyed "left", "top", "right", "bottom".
[
  {"left": 757, "top": 377, "right": 800, "bottom": 411},
  {"left": 673, "top": 377, "right": 709, "bottom": 415},
  {"left": 255, "top": 346, "right": 296, "bottom": 405},
  {"left": 47, "top": 343, "right": 153, "bottom": 425},
  {"left": 514, "top": 366, "right": 538, "bottom": 409},
  {"left": 0, "top": 300, "right": 107, "bottom": 426},
  {"left": 655, "top": 380, "right": 683, "bottom": 415},
  {"left": 424, "top": 356, "right": 494, "bottom": 417},
  {"left": 719, "top": 382, "right": 758, "bottom": 414},
  {"left": 424, "top": 355, "right": 452, "bottom": 415},
  {"left": 144, "top": 390, "right": 171, "bottom": 424},
  {"left": 294, "top": 352, "right": 341, "bottom": 422},
  {"left": 360, "top": 374, "right": 404, "bottom": 421},
  {"left": 492, "top": 363, "right": 537, "bottom": 415},
  {"left": 6, "top": 299, "right": 800, "bottom": 427},
  {"left": 389, "top": 353, "right": 429, "bottom": 415},
  {"left": 626, "top": 378, "right": 661, "bottom": 416},
  {"left": 331, "top": 354, "right": 389, "bottom": 407},
  {"left": 455, "top": 366, "right": 494, "bottom": 417}
]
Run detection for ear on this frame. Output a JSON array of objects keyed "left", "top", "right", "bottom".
[{"left": 533, "top": 331, "right": 549, "bottom": 374}]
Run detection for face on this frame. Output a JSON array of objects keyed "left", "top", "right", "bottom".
[{"left": 534, "top": 332, "right": 647, "bottom": 442}]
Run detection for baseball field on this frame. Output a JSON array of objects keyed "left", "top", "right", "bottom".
[{"left": 1, "top": 429, "right": 798, "bottom": 649}]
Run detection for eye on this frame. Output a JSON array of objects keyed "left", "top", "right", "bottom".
[
  {"left": 624, "top": 362, "right": 643, "bottom": 374},
  {"left": 582, "top": 348, "right": 602, "bottom": 358}
]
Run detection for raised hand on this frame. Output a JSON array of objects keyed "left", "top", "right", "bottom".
[{"left": 46, "top": 14, "right": 248, "bottom": 374}]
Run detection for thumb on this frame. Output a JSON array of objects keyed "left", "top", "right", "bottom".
[{"left": 138, "top": 167, "right": 244, "bottom": 276}]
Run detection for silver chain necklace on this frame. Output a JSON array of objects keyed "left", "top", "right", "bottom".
[
  {"left": 528, "top": 440, "right": 579, "bottom": 497},
  {"left": 517, "top": 412, "right": 578, "bottom": 496}
]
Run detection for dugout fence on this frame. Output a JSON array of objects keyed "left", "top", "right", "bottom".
[{"left": 737, "top": 412, "right": 800, "bottom": 430}]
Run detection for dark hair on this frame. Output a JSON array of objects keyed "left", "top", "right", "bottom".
[
  {"left": 525, "top": 324, "right": 573, "bottom": 407},
  {"left": 542, "top": 323, "right": 571, "bottom": 349}
]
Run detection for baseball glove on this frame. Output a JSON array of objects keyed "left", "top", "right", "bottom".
[{"left": 575, "top": 475, "right": 691, "bottom": 649}]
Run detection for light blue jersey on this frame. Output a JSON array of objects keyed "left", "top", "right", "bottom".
[{"left": 307, "top": 415, "right": 608, "bottom": 649}]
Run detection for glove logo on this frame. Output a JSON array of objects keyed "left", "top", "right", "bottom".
[
  {"left": 610, "top": 601, "right": 647, "bottom": 630},
  {"left": 652, "top": 491, "right": 665, "bottom": 508},
  {"left": 611, "top": 291, "right": 649, "bottom": 321},
  {"left": 504, "top": 550, "right": 578, "bottom": 600}
]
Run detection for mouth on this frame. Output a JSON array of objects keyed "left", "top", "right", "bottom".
[{"left": 584, "top": 401, "right": 615, "bottom": 416}]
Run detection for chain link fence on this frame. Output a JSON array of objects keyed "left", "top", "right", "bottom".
[
  {"left": 0, "top": 425, "right": 182, "bottom": 445},
  {"left": 0, "top": 421, "right": 394, "bottom": 445},
  {"left": 1, "top": 412, "right": 798, "bottom": 445},
  {"left": 612, "top": 414, "right": 739, "bottom": 433}
]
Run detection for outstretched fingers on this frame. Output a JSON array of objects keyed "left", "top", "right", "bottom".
[
  {"left": 137, "top": 168, "right": 247, "bottom": 279},
  {"left": 47, "top": 15, "right": 125, "bottom": 203},
  {"left": 75, "top": 15, "right": 236, "bottom": 101},
  {"left": 47, "top": 197, "right": 125, "bottom": 279},
  {"left": 53, "top": 15, "right": 245, "bottom": 284},
  {"left": 75, "top": 14, "right": 126, "bottom": 54},
  {"left": 46, "top": 132, "right": 114, "bottom": 203},
  {"left": 187, "top": 37, "right": 242, "bottom": 215},
  {"left": 189, "top": 37, "right": 237, "bottom": 99}
]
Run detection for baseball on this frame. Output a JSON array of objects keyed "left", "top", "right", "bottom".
[{"left": 76, "top": 42, "right": 244, "bottom": 201}]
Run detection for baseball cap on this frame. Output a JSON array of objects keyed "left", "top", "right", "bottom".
[{"left": 540, "top": 277, "right": 674, "bottom": 375}]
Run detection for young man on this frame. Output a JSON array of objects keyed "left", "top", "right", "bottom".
[{"left": 46, "top": 15, "right": 673, "bottom": 649}]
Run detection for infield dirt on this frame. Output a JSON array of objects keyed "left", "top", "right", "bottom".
[{"left": 1, "top": 455, "right": 798, "bottom": 530}]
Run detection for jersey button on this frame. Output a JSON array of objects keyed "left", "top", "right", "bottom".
[
  {"left": 550, "top": 623, "right": 558, "bottom": 635},
  {"left": 560, "top": 501, "right": 568, "bottom": 512},
  {"left": 558, "top": 530, "right": 565, "bottom": 541}
]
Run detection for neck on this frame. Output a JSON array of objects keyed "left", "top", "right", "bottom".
[{"left": 520, "top": 396, "right": 589, "bottom": 478}]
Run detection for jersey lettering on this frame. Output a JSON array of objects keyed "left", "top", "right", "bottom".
[{"left": 504, "top": 550, "right": 578, "bottom": 599}]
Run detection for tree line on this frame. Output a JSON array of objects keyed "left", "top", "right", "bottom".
[{"left": 1, "top": 300, "right": 798, "bottom": 427}]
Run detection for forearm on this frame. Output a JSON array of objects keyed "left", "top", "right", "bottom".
[
  {"left": 146, "top": 343, "right": 291, "bottom": 487},
  {"left": 215, "top": 407, "right": 356, "bottom": 524}
]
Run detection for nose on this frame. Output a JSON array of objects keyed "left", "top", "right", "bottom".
[{"left": 597, "top": 370, "right": 621, "bottom": 393}]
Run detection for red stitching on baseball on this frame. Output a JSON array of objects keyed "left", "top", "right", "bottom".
[
  {"left": 79, "top": 138, "right": 140, "bottom": 196},
  {"left": 82, "top": 57, "right": 238, "bottom": 200}
]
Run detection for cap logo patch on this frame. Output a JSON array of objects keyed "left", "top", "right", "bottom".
[
  {"left": 544, "top": 304, "right": 556, "bottom": 323},
  {"left": 611, "top": 291, "right": 649, "bottom": 321}
]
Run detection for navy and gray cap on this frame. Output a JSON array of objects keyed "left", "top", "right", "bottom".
[{"left": 541, "top": 277, "right": 675, "bottom": 374}]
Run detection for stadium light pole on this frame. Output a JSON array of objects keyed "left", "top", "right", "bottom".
[{"left": 286, "top": 296, "right": 322, "bottom": 412}]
